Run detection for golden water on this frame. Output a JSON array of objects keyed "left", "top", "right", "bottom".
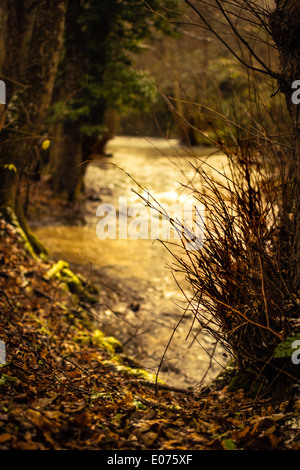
[{"left": 31, "top": 136, "right": 229, "bottom": 388}]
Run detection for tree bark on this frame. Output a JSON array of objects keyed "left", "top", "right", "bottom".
[
  {"left": 49, "top": 0, "right": 86, "bottom": 201},
  {"left": 51, "top": 122, "right": 84, "bottom": 201},
  {"left": 269, "top": 0, "right": 300, "bottom": 291},
  {"left": 0, "top": 0, "right": 67, "bottom": 210}
]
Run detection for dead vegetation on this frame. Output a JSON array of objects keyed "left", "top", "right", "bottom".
[{"left": 0, "top": 215, "right": 300, "bottom": 450}]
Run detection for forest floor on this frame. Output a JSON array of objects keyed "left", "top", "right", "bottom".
[{"left": 0, "top": 211, "right": 300, "bottom": 451}]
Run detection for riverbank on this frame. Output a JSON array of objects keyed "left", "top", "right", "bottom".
[
  {"left": 1, "top": 213, "right": 300, "bottom": 450},
  {"left": 25, "top": 137, "right": 228, "bottom": 390}
]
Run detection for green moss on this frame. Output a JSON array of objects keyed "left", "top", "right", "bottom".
[
  {"left": 92, "top": 329, "right": 105, "bottom": 343},
  {"left": 74, "top": 329, "right": 122, "bottom": 355},
  {"left": 74, "top": 332, "right": 91, "bottom": 345},
  {"left": 45, "top": 260, "right": 99, "bottom": 303},
  {"left": 104, "top": 356, "right": 164, "bottom": 384},
  {"left": 45, "top": 260, "right": 69, "bottom": 279},
  {"left": 3, "top": 207, "right": 38, "bottom": 260},
  {"left": 74, "top": 328, "right": 161, "bottom": 383},
  {"left": 100, "top": 336, "right": 123, "bottom": 355},
  {"left": 5, "top": 206, "right": 48, "bottom": 258}
]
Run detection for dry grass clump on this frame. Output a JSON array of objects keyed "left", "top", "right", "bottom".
[{"left": 147, "top": 136, "right": 299, "bottom": 389}]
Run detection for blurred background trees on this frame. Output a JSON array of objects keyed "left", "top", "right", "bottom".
[
  {"left": 0, "top": 0, "right": 67, "bottom": 250},
  {"left": 0, "top": 0, "right": 180, "bottom": 208},
  {"left": 47, "top": 0, "right": 179, "bottom": 201},
  {"left": 1, "top": 1, "right": 293, "bottom": 205}
]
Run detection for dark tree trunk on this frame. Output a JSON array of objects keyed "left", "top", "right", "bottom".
[
  {"left": 269, "top": 0, "right": 300, "bottom": 291},
  {"left": 51, "top": 122, "right": 84, "bottom": 201},
  {"left": 49, "top": 1, "right": 119, "bottom": 201},
  {"left": 49, "top": 0, "right": 86, "bottom": 201},
  {"left": 0, "top": 0, "right": 67, "bottom": 210}
]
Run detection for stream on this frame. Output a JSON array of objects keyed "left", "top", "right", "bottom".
[{"left": 30, "top": 136, "right": 229, "bottom": 389}]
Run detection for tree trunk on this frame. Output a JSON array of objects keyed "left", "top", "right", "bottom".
[
  {"left": 0, "top": 0, "right": 67, "bottom": 211},
  {"left": 88, "top": 109, "right": 120, "bottom": 157},
  {"left": 49, "top": 1, "right": 120, "bottom": 201},
  {"left": 49, "top": 0, "right": 86, "bottom": 201},
  {"left": 269, "top": 0, "right": 300, "bottom": 291},
  {"left": 51, "top": 122, "right": 84, "bottom": 201}
]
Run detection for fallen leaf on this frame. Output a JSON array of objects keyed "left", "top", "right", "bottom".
[{"left": 0, "top": 433, "right": 14, "bottom": 443}]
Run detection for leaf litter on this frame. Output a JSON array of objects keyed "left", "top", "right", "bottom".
[{"left": 0, "top": 215, "right": 299, "bottom": 450}]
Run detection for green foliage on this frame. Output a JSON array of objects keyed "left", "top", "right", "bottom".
[
  {"left": 50, "top": 0, "right": 180, "bottom": 138},
  {"left": 223, "top": 439, "right": 237, "bottom": 450},
  {"left": 273, "top": 332, "right": 300, "bottom": 358},
  {"left": 99, "top": 66, "right": 156, "bottom": 115}
]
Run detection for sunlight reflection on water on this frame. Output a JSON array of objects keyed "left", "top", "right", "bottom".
[{"left": 32, "top": 136, "right": 229, "bottom": 388}]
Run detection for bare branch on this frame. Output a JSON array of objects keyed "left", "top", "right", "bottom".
[{"left": 183, "top": 0, "right": 281, "bottom": 79}]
